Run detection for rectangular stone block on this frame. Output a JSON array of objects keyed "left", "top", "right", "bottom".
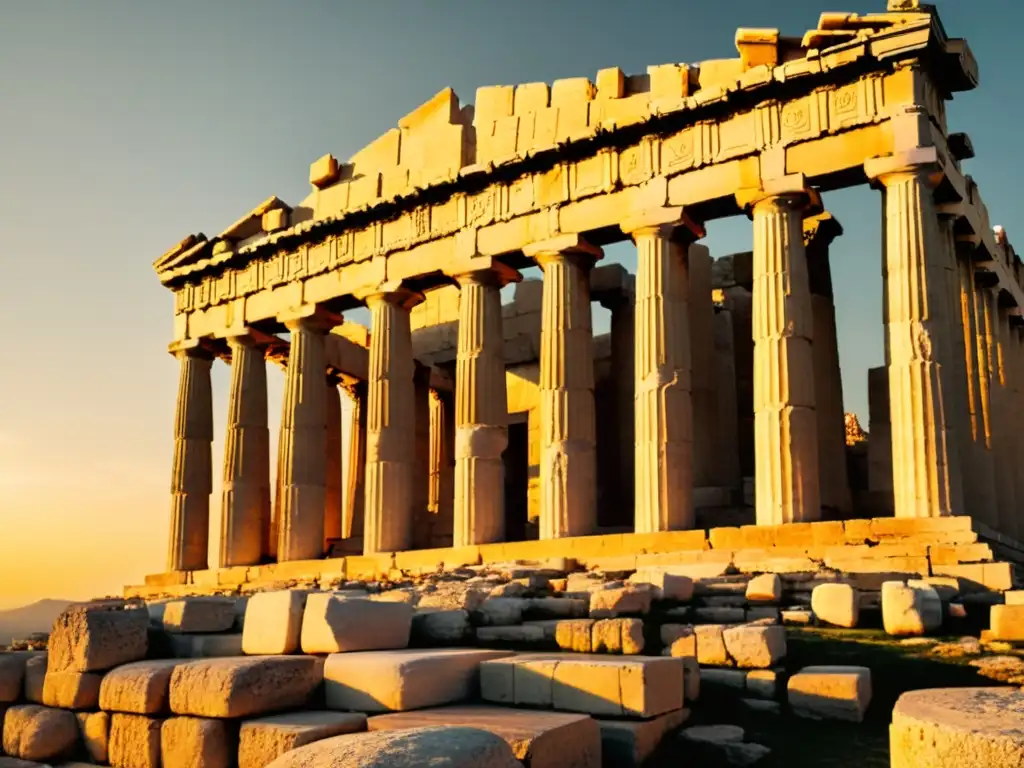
[
  {"left": 109, "top": 713, "right": 162, "bottom": 768},
  {"left": 238, "top": 712, "right": 367, "bottom": 768},
  {"left": 0, "top": 653, "right": 36, "bottom": 703},
  {"left": 49, "top": 605, "right": 149, "bottom": 673},
  {"left": 2, "top": 704, "right": 80, "bottom": 763},
  {"left": 23, "top": 655, "right": 45, "bottom": 704},
  {"left": 990, "top": 605, "right": 1024, "bottom": 641},
  {"left": 170, "top": 633, "right": 244, "bottom": 659},
  {"left": 41, "top": 671, "right": 103, "bottom": 710},
  {"left": 788, "top": 665, "right": 871, "bottom": 723},
  {"left": 99, "top": 660, "right": 182, "bottom": 714},
  {"left": 324, "top": 649, "right": 512, "bottom": 713},
  {"left": 300, "top": 594, "right": 412, "bottom": 654},
  {"left": 597, "top": 709, "right": 689, "bottom": 768},
  {"left": 78, "top": 710, "right": 110, "bottom": 763},
  {"left": 369, "top": 705, "right": 601, "bottom": 768},
  {"left": 169, "top": 657, "right": 323, "bottom": 718},
  {"left": 161, "top": 598, "right": 236, "bottom": 634},
  {"left": 161, "top": 716, "right": 233, "bottom": 768},
  {"left": 241, "top": 590, "right": 308, "bottom": 655}
]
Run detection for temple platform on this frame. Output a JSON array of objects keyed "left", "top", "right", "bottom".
[{"left": 127, "top": 515, "right": 1022, "bottom": 600}]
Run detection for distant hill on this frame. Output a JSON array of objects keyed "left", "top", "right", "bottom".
[{"left": 0, "top": 599, "right": 73, "bottom": 645}]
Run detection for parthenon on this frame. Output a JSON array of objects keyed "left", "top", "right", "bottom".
[{"left": 146, "top": 0, "right": 1024, "bottom": 588}]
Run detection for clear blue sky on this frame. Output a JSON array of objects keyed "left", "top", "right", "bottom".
[{"left": 0, "top": 0, "right": 1019, "bottom": 605}]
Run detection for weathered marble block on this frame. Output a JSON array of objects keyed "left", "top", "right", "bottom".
[
  {"left": 882, "top": 581, "right": 942, "bottom": 637},
  {"left": 300, "top": 594, "right": 412, "bottom": 654},
  {"left": 811, "top": 583, "right": 859, "bottom": 628},
  {"left": 41, "top": 670, "right": 103, "bottom": 710},
  {"left": 0, "top": 653, "right": 37, "bottom": 703},
  {"left": 169, "top": 657, "right": 323, "bottom": 718},
  {"left": 1, "top": 704, "right": 79, "bottom": 762},
  {"left": 161, "top": 716, "right": 234, "bottom": 768},
  {"left": 161, "top": 598, "right": 236, "bottom": 634},
  {"left": 788, "top": 666, "right": 872, "bottom": 723},
  {"left": 99, "top": 660, "right": 182, "bottom": 714},
  {"left": 109, "top": 713, "right": 162, "bottom": 768},
  {"left": 77, "top": 710, "right": 110, "bottom": 764},
  {"left": 241, "top": 591, "right": 308, "bottom": 655},
  {"left": 721, "top": 625, "right": 786, "bottom": 669},
  {"left": 238, "top": 712, "right": 367, "bottom": 768},
  {"left": 49, "top": 605, "right": 149, "bottom": 673}
]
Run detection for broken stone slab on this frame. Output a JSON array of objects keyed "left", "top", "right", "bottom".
[
  {"left": 324, "top": 649, "right": 513, "bottom": 713},
  {"left": 109, "top": 713, "right": 161, "bottom": 768},
  {"left": 242, "top": 590, "right": 309, "bottom": 655},
  {"left": 745, "top": 574, "right": 782, "bottom": 603},
  {"left": 661, "top": 625, "right": 696, "bottom": 658},
  {"left": 695, "top": 625, "right": 730, "bottom": 666},
  {"left": 989, "top": 605, "right": 1024, "bottom": 641},
  {"left": 41, "top": 671, "right": 103, "bottom": 710},
  {"left": 412, "top": 610, "right": 471, "bottom": 644},
  {"left": 238, "top": 712, "right": 367, "bottom": 768},
  {"left": 161, "top": 598, "right": 236, "bottom": 634},
  {"left": 627, "top": 569, "right": 694, "bottom": 601},
  {"left": 99, "top": 660, "right": 182, "bottom": 714},
  {"left": 788, "top": 666, "right": 872, "bottom": 723},
  {"left": 368, "top": 705, "right": 601, "bottom": 768},
  {"left": 781, "top": 609, "right": 813, "bottom": 626},
  {"left": 0, "top": 653, "right": 38, "bottom": 703},
  {"left": 263, "top": 725, "right": 521, "bottom": 768},
  {"left": 589, "top": 587, "right": 653, "bottom": 618},
  {"left": 555, "top": 620, "right": 596, "bottom": 653},
  {"left": 417, "top": 587, "right": 487, "bottom": 612},
  {"left": 591, "top": 618, "right": 644, "bottom": 654},
  {"left": 479, "top": 653, "right": 684, "bottom": 718},
  {"left": 300, "top": 594, "right": 413, "bottom": 654},
  {"left": 160, "top": 716, "right": 233, "bottom": 768},
  {"left": 597, "top": 709, "right": 689, "bottom": 768},
  {"left": 1, "top": 704, "right": 79, "bottom": 762},
  {"left": 811, "top": 583, "right": 860, "bottom": 628},
  {"left": 882, "top": 581, "right": 943, "bottom": 637},
  {"left": 890, "top": 687, "right": 1024, "bottom": 768},
  {"left": 170, "top": 633, "right": 244, "bottom": 659},
  {"left": 49, "top": 604, "right": 149, "bottom": 673},
  {"left": 169, "top": 656, "right": 323, "bottom": 718},
  {"left": 77, "top": 710, "right": 110, "bottom": 763},
  {"left": 722, "top": 625, "right": 786, "bottom": 669}
]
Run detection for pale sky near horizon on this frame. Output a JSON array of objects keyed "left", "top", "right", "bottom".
[{"left": 0, "top": 0, "right": 1021, "bottom": 610}]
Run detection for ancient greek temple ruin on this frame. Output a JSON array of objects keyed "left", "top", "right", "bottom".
[{"left": 147, "top": 0, "right": 1024, "bottom": 587}]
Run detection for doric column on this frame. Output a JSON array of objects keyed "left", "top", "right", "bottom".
[
  {"left": 866, "top": 149, "right": 962, "bottom": 518},
  {"left": 993, "top": 298, "right": 1018, "bottom": 538},
  {"left": 276, "top": 305, "right": 341, "bottom": 562},
  {"left": 324, "top": 379, "right": 343, "bottom": 549},
  {"left": 737, "top": 181, "right": 820, "bottom": 525},
  {"left": 167, "top": 340, "right": 214, "bottom": 572},
  {"left": 219, "top": 332, "right": 271, "bottom": 568},
  {"left": 804, "top": 213, "right": 852, "bottom": 514},
  {"left": 623, "top": 209, "right": 704, "bottom": 532},
  {"left": 340, "top": 383, "right": 366, "bottom": 540},
  {"left": 363, "top": 287, "right": 423, "bottom": 554},
  {"left": 451, "top": 264, "right": 518, "bottom": 546},
  {"left": 596, "top": 285, "right": 635, "bottom": 525},
  {"left": 524, "top": 235, "right": 602, "bottom": 539}
]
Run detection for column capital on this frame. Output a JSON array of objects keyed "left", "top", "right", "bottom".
[
  {"left": 167, "top": 338, "right": 216, "bottom": 360},
  {"left": 226, "top": 327, "right": 280, "bottom": 349},
  {"left": 620, "top": 207, "right": 705, "bottom": 242},
  {"left": 523, "top": 234, "right": 603, "bottom": 267},
  {"left": 452, "top": 261, "right": 522, "bottom": 289},
  {"left": 357, "top": 282, "right": 425, "bottom": 311},
  {"left": 735, "top": 173, "right": 822, "bottom": 218},
  {"left": 802, "top": 212, "right": 843, "bottom": 250},
  {"left": 277, "top": 304, "right": 344, "bottom": 333},
  {"left": 864, "top": 146, "right": 943, "bottom": 188}
]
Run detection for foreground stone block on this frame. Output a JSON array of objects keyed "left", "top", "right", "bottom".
[
  {"left": 169, "top": 657, "right": 322, "bottom": 718},
  {"left": 661, "top": 625, "right": 696, "bottom": 658},
  {"left": 1, "top": 704, "right": 79, "bottom": 762},
  {"left": 591, "top": 618, "right": 644, "bottom": 654},
  {"left": 264, "top": 725, "right": 520, "bottom": 768},
  {"left": 49, "top": 605, "right": 148, "bottom": 673},
  {"left": 989, "top": 605, "right": 1024, "bottom": 641},
  {"left": 301, "top": 594, "right": 412, "bottom": 654},
  {"left": 788, "top": 666, "right": 872, "bottom": 723},
  {"left": 695, "top": 625, "right": 729, "bottom": 666},
  {"left": 480, "top": 654, "right": 684, "bottom": 718},
  {"left": 0, "top": 654, "right": 36, "bottom": 703},
  {"left": 161, "top": 716, "right": 233, "bottom": 768},
  {"left": 627, "top": 569, "right": 694, "bottom": 601},
  {"left": 597, "top": 709, "right": 689, "bottom": 768},
  {"left": 239, "top": 712, "right": 367, "bottom": 768},
  {"left": 77, "top": 710, "right": 110, "bottom": 763},
  {"left": 161, "top": 598, "right": 236, "bottom": 634},
  {"left": 242, "top": 591, "right": 308, "bottom": 655},
  {"left": 324, "top": 649, "right": 513, "bottom": 713},
  {"left": 811, "top": 583, "right": 859, "bottom": 628},
  {"left": 22, "top": 656, "right": 45, "bottom": 704},
  {"left": 589, "top": 587, "right": 652, "bottom": 618},
  {"left": 41, "top": 671, "right": 103, "bottom": 710},
  {"left": 890, "top": 687, "right": 1024, "bottom": 768},
  {"left": 109, "top": 713, "right": 161, "bottom": 768},
  {"left": 99, "top": 660, "right": 181, "bottom": 714},
  {"left": 722, "top": 625, "right": 786, "bottom": 669},
  {"left": 369, "top": 705, "right": 601, "bottom": 768},
  {"left": 882, "top": 581, "right": 943, "bottom": 637},
  {"left": 745, "top": 574, "right": 782, "bottom": 603}
]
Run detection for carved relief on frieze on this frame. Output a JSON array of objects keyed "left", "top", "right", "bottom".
[
  {"left": 619, "top": 139, "right": 655, "bottom": 188},
  {"left": 661, "top": 126, "right": 699, "bottom": 173}
]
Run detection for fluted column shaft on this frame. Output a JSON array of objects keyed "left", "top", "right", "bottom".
[
  {"left": 277, "top": 313, "right": 334, "bottom": 561},
  {"left": 631, "top": 226, "right": 693, "bottom": 532},
  {"left": 363, "top": 290, "right": 421, "bottom": 554},
  {"left": 877, "top": 167, "right": 960, "bottom": 518},
  {"left": 168, "top": 342, "right": 214, "bottom": 572},
  {"left": 452, "top": 270, "right": 510, "bottom": 545},
  {"left": 219, "top": 335, "right": 270, "bottom": 568},
  {"left": 340, "top": 383, "right": 366, "bottom": 540},
  {"left": 751, "top": 194, "right": 820, "bottom": 524},
  {"left": 324, "top": 380, "right": 343, "bottom": 548},
  {"left": 536, "top": 251, "right": 598, "bottom": 538}
]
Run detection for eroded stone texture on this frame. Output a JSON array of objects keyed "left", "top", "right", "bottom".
[
  {"left": 239, "top": 712, "right": 367, "bottom": 768},
  {"left": 300, "top": 593, "right": 412, "bottom": 653},
  {"left": 2, "top": 705, "right": 79, "bottom": 762},
  {"left": 41, "top": 671, "right": 103, "bottom": 710},
  {"left": 0, "top": 654, "right": 35, "bottom": 704},
  {"left": 109, "top": 713, "right": 162, "bottom": 768},
  {"left": 242, "top": 590, "right": 308, "bottom": 655},
  {"left": 788, "top": 666, "right": 871, "bottom": 722},
  {"left": 99, "top": 660, "right": 182, "bottom": 714},
  {"left": 890, "top": 687, "right": 1024, "bottom": 768},
  {"left": 263, "top": 726, "right": 521, "bottom": 768},
  {"left": 811, "top": 583, "right": 859, "bottom": 628},
  {"left": 882, "top": 580, "right": 943, "bottom": 637},
  {"left": 49, "top": 605, "right": 149, "bottom": 673},
  {"left": 168, "top": 657, "right": 323, "bottom": 718},
  {"left": 78, "top": 710, "right": 110, "bottom": 763},
  {"left": 161, "top": 716, "right": 233, "bottom": 768},
  {"left": 368, "top": 705, "right": 601, "bottom": 768},
  {"left": 162, "top": 598, "right": 236, "bottom": 634}
]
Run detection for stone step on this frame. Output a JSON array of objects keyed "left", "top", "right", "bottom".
[
  {"left": 368, "top": 704, "right": 601, "bottom": 768},
  {"left": 479, "top": 653, "right": 685, "bottom": 718}
]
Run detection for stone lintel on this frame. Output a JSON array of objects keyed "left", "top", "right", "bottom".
[
  {"left": 522, "top": 234, "right": 603, "bottom": 262},
  {"left": 620, "top": 207, "right": 705, "bottom": 242},
  {"left": 278, "top": 304, "right": 344, "bottom": 332},
  {"left": 864, "top": 146, "right": 942, "bottom": 186}
]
